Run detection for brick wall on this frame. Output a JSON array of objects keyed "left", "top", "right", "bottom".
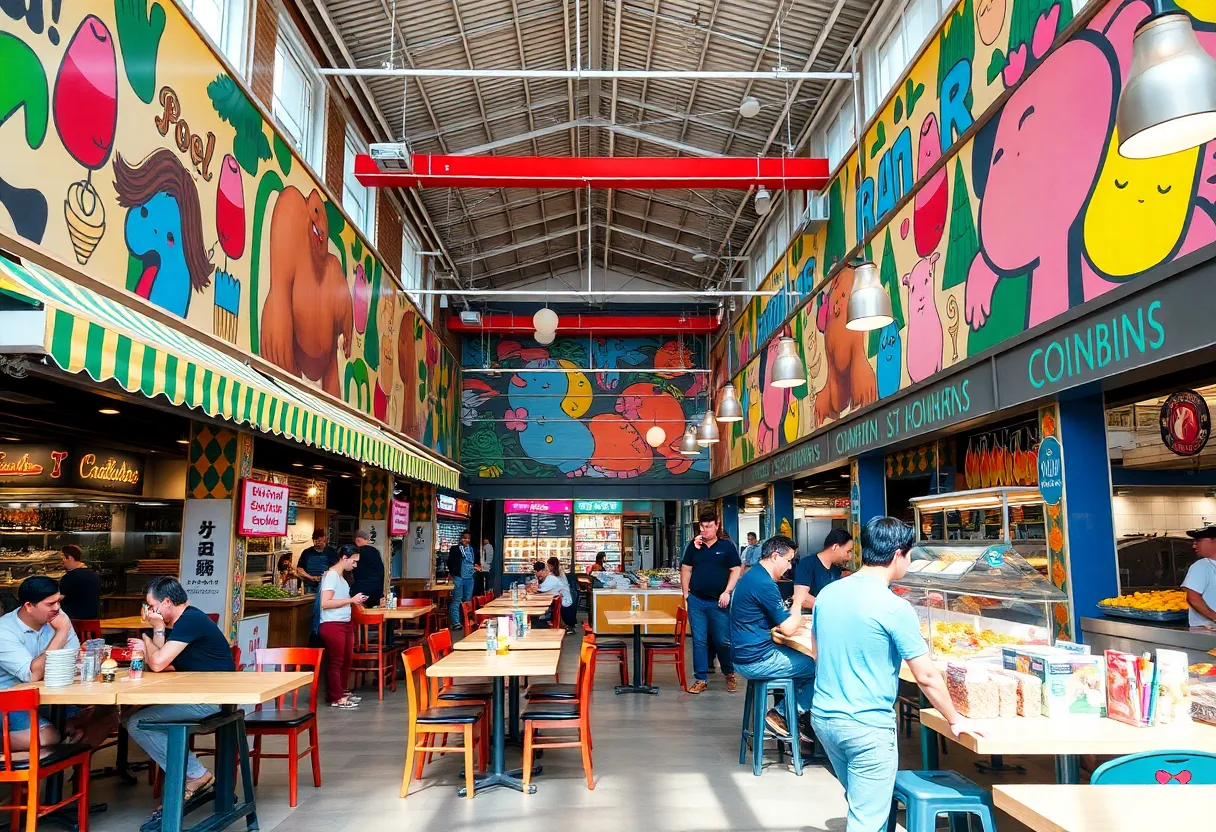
[
  {"left": 249, "top": 0, "right": 276, "bottom": 107},
  {"left": 377, "top": 192, "right": 403, "bottom": 276},
  {"left": 324, "top": 98, "right": 346, "bottom": 197}
]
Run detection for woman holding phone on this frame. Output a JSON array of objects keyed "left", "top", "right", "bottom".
[{"left": 319, "top": 544, "right": 366, "bottom": 709}]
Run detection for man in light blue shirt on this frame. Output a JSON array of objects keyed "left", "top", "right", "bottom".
[{"left": 811, "top": 518, "right": 978, "bottom": 832}]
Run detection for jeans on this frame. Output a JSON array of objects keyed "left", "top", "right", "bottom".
[
  {"left": 811, "top": 715, "right": 899, "bottom": 832},
  {"left": 734, "top": 646, "right": 816, "bottom": 714},
  {"left": 687, "top": 593, "right": 733, "bottom": 680},
  {"left": 318, "top": 620, "right": 354, "bottom": 703},
  {"left": 124, "top": 704, "right": 222, "bottom": 781},
  {"left": 450, "top": 576, "right": 475, "bottom": 627}
]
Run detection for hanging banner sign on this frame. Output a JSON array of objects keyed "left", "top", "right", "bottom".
[
  {"left": 1160, "top": 390, "right": 1211, "bottom": 457},
  {"left": 389, "top": 499, "right": 411, "bottom": 535},
  {"left": 1036, "top": 436, "right": 1064, "bottom": 507},
  {"left": 238, "top": 479, "right": 290, "bottom": 537}
]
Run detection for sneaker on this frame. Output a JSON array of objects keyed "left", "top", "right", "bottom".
[
  {"left": 724, "top": 673, "right": 739, "bottom": 693},
  {"left": 345, "top": 694, "right": 363, "bottom": 704},
  {"left": 330, "top": 700, "right": 358, "bottom": 710},
  {"left": 765, "top": 708, "right": 791, "bottom": 738},
  {"left": 686, "top": 680, "right": 709, "bottom": 694}
]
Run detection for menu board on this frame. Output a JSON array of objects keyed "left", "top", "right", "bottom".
[
  {"left": 503, "top": 511, "right": 573, "bottom": 573},
  {"left": 537, "top": 514, "right": 573, "bottom": 538},
  {"left": 505, "top": 514, "right": 534, "bottom": 537}
]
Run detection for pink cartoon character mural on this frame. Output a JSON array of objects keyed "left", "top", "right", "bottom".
[
  {"left": 913, "top": 113, "right": 948, "bottom": 258},
  {"left": 902, "top": 253, "right": 944, "bottom": 383},
  {"left": 756, "top": 335, "right": 791, "bottom": 455}
]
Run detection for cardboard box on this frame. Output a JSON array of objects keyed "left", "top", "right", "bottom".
[{"left": 1029, "top": 654, "right": 1107, "bottom": 717}]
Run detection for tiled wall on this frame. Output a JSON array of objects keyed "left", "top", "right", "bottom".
[{"left": 1112, "top": 490, "right": 1216, "bottom": 537}]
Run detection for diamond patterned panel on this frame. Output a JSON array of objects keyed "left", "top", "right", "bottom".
[{"left": 188, "top": 425, "right": 238, "bottom": 499}]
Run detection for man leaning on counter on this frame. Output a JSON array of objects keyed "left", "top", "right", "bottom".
[{"left": 1183, "top": 525, "right": 1216, "bottom": 628}]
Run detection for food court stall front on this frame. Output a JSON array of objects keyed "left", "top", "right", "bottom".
[
  {"left": 590, "top": 569, "right": 682, "bottom": 635},
  {"left": 502, "top": 499, "right": 573, "bottom": 582}
]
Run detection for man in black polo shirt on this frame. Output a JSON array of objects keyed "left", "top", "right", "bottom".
[
  {"left": 791, "top": 528, "right": 853, "bottom": 614},
  {"left": 680, "top": 506, "right": 742, "bottom": 694},
  {"left": 296, "top": 528, "right": 338, "bottom": 592},
  {"left": 58, "top": 545, "right": 101, "bottom": 621}
]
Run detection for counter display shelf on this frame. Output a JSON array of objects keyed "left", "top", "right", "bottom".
[
  {"left": 242, "top": 594, "right": 317, "bottom": 648},
  {"left": 1080, "top": 616, "right": 1216, "bottom": 666}
]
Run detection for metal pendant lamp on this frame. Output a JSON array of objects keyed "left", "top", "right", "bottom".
[
  {"left": 715, "top": 382, "right": 743, "bottom": 422},
  {"left": 696, "top": 410, "right": 720, "bottom": 446},
  {"left": 769, "top": 336, "right": 806, "bottom": 389},
  {"left": 1117, "top": 11, "right": 1216, "bottom": 158},
  {"left": 679, "top": 425, "right": 701, "bottom": 456},
  {"left": 845, "top": 261, "right": 894, "bottom": 332}
]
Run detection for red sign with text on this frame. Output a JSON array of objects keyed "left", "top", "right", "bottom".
[
  {"left": 389, "top": 499, "right": 411, "bottom": 536},
  {"left": 238, "top": 479, "right": 290, "bottom": 537}
]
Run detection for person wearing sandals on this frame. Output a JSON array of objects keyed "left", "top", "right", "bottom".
[
  {"left": 318, "top": 544, "right": 368, "bottom": 710},
  {"left": 125, "top": 576, "right": 236, "bottom": 811}
]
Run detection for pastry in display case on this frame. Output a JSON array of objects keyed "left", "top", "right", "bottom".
[{"left": 895, "top": 487, "right": 1069, "bottom": 660}]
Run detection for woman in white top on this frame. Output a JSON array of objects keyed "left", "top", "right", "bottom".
[{"left": 318, "top": 544, "right": 367, "bottom": 709}]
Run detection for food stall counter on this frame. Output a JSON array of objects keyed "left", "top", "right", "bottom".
[
  {"left": 1080, "top": 616, "right": 1216, "bottom": 664},
  {"left": 592, "top": 586, "right": 682, "bottom": 634},
  {"left": 243, "top": 594, "right": 316, "bottom": 648}
]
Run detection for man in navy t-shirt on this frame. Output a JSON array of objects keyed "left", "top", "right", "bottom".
[
  {"left": 681, "top": 506, "right": 742, "bottom": 693},
  {"left": 124, "top": 577, "right": 235, "bottom": 814},
  {"left": 730, "top": 535, "right": 814, "bottom": 740},
  {"left": 791, "top": 528, "right": 852, "bottom": 614}
]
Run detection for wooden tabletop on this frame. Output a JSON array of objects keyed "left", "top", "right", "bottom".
[
  {"left": 374, "top": 604, "right": 434, "bottom": 620},
  {"left": 100, "top": 616, "right": 151, "bottom": 631},
  {"left": 114, "top": 671, "right": 313, "bottom": 705},
  {"left": 11, "top": 669, "right": 165, "bottom": 705},
  {"left": 453, "top": 628, "right": 565, "bottom": 651},
  {"left": 426, "top": 649, "right": 560, "bottom": 678},
  {"left": 604, "top": 610, "right": 676, "bottom": 626},
  {"left": 772, "top": 629, "right": 919, "bottom": 683},
  {"left": 920, "top": 708, "right": 1216, "bottom": 755},
  {"left": 993, "top": 785, "right": 1216, "bottom": 831},
  {"left": 475, "top": 603, "right": 554, "bottom": 617}
]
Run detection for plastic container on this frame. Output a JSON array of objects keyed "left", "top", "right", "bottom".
[
  {"left": 486, "top": 620, "right": 497, "bottom": 656},
  {"left": 129, "top": 649, "right": 145, "bottom": 681}
]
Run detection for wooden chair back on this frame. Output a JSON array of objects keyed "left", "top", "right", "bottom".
[
  {"left": 549, "top": 596, "right": 562, "bottom": 629},
  {"left": 231, "top": 643, "right": 242, "bottom": 670},
  {"left": 401, "top": 646, "right": 432, "bottom": 723},
  {"left": 674, "top": 605, "right": 688, "bottom": 642},
  {"left": 253, "top": 647, "right": 324, "bottom": 712},
  {"left": 424, "top": 629, "right": 453, "bottom": 664},
  {"left": 460, "top": 601, "right": 475, "bottom": 632},
  {"left": 0, "top": 689, "right": 41, "bottom": 781},
  {"left": 352, "top": 605, "right": 387, "bottom": 651},
  {"left": 577, "top": 640, "right": 598, "bottom": 722},
  {"left": 71, "top": 619, "right": 101, "bottom": 642}
]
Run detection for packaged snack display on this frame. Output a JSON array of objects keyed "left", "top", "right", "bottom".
[
  {"left": 991, "top": 672, "right": 1018, "bottom": 717},
  {"left": 946, "top": 662, "right": 1000, "bottom": 719},
  {"left": 1191, "top": 683, "right": 1216, "bottom": 726},
  {"left": 991, "top": 668, "right": 1043, "bottom": 717},
  {"left": 1154, "top": 649, "right": 1192, "bottom": 726},
  {"left": 1025, "top": 653, "right": 1106, "bottom": 717}
]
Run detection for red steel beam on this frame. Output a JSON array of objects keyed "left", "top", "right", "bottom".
[
  {"left": 447, "top": 313, "right": 720, "bottom": 335},
  {"left": 355, "top": 154, "right": 829, "bottom": 190}
]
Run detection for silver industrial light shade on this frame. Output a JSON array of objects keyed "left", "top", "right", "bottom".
[
  {"left": 696, "top": 410, "right": 720, "bottom": 446},
  {"left": 754, "top": 185, "right": 772, "bottom": 216},
  {"left": 769, "top": 336, "right": 806, "bottom": 388},
  {"left": 692, "top": 250, "right": 711, "bottom": 263},
  {"left": 739, "top": 96, "right": 761, "bottom": 119},
  {"left": 715, "top": 383, "right": 744, "bottom": 422},
  {"left": 1117, "top": 13, "right": 1216, "bottom": 158},
  {"left": 679, "top": 425, "right": 701, "bottom": 455},
  {"left": 845, "top": 261, "right": 894, "bottom": 332}
]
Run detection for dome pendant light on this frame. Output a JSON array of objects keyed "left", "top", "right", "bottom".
[
  {"left": 696, "top": 410, "right": 720, "bottom": 446},
  {"left": 769, "top": 336, "right": 807, "bottom": 389},
  {"left": 534, "top": 329, "right": 555, "bottom": 345},
  {"left": 715, "top": 382, "right": 744, "bottom": 422},
  {"left": 533, "top": 306, "right": 559, "bottom": 333},
  {"left": 1117, "top": 12, "right": 1216, "bottom": 159},
  {"left": 845, "top": 261, "right": 894, "bottom": 332},
  {"left": 754, "top": 185, "right": 772, "bottom": 216},
  {"left": 679, "top": 425, "right": 701, "bottom": 456},
  {"left": 645, "top": 425, "right": 667, "bottom": 448}
]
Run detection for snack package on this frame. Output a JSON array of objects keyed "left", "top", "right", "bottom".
[
  {"left": 1030, "top": 654, "right": 1106, "bottom": 717},
  {"left": 991, "top": 672, "right": 1018, "bottom": 718},
  {"left": 991, "top": 668, "right": 1043, "bottom": 717},
  {"left": 946, "top": 662, "right": 1000, "bottom": 719},
  {"left": 1191, "top": 683, "right": 1216, "bottom": 726},
  {"left": 1154, "top": 649, "right": 1192, "bottom": 725},
  {"left": 1002, "top": 645, "right": 1069, "bottom": 674},
  {"left": 1105, "top": 649, "right": 1143, "bottom": 726}
]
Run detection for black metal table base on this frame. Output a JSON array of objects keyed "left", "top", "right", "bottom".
[
  {"left": 615, "top": 683, "right": 659, "bottom": 695},
  {"left": 458, "top": 765, "right": 543, "bottom": 796},
  {"left": 614, "top": 624, "right": 660, "bottom": 696},
  {"left": 975, "top": 754, "right": 1025, "bottom": 774}
]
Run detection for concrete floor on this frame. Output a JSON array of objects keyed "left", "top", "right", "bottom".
[{"left": 84, "top": 638, "right": 1055, "bottom": 831}]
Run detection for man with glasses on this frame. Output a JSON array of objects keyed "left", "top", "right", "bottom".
[{"left": 728, "top": 535, "right": 814, "bottom": 740}]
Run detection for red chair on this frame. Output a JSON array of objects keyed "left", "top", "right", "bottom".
[
  {"left": 521, "top": 640, "right": 597, "bottom": 790},
  {"left": 583, "top": 622, "right": 627, "bottom": 686},
  {"left": 206, "top": 613, "right": 220, "bottom": 623},
  {"left": 395, "top": 598, "right": 436, "bottom": 640},
  {"left": 71, "top": 619, "right": 102, "bottom": 642},
  {"left": 247, "top": 647, "right": 324, "bottom": 808},
  {"left": 0, "top": 689, "right": 91, "bottom": 831},
  {"left": 352, "top": 606, "right": 400, "bottom": 699},
  {"left": 460, "top": 601, "right": 476, "bottom": 633},
  {"left": 643, "top": 606, "right": 688, "bottom": 689},
  {"left": 548, "top": 596, "right": 563, "bottom": 630}
]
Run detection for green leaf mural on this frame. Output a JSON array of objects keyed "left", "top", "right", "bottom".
[
  {"left": 363, "top": 260, "right": 383, "bottom": 371},
  {"left": 967, "top": 272, "right": 1030, "bottom": 357},
  {"left": 936, "top": 0, "right": 975, "bottom": 94},
  {"left": 114, "top": 0, "right": 166, "bottom": 105},
  {"left": 905, "top": 77, "right": 925, "bottom": 118},
  {"left": 324, "top": 201, "right": 347, "bottom": 274},
  {"left": 867, "top": 229, "right": 906, "bottom": 357},
  {"left": 1008, "top": 0, "right": 1071, "bottom": 57},
  {"left": 987, "top": 49, "right": 1008, "bottom": 84},
  {"left": 0, "top": 33, "right": 49, "bottom": 148},
  {"left": 893, "top": 95, "right": 904, "bottom": 125},
  {"left": 870, "top": 121, "right": 887, "bottom": 159},
  {"left": 823, "top": 178, "right": 847, "bottom": 278},
  {"left": 942, "top": 158, "right": 978, "bottom": 290},
  {"left": 207, "top": 75, "right": 271, "bottom": 177},
  {"left": 272, "top": 133, "right": 293, "bottom": 176},
  {"left": 246, "top": 170, "right": 285, "bottom": 352}
]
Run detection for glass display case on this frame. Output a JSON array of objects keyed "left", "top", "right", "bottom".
[{"left": 894, "top": 487, "right": 1068, "bottom": 660}]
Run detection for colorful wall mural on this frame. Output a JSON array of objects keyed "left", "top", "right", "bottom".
[
  {"left": 714, "top": 0, "right": 1216, "bottom": 477},
  {"left": 460, "top": 335, "right": 711, "bottom": 481},
  {"left": 0, "top": 2, "right": 458, "bottom": 460}
]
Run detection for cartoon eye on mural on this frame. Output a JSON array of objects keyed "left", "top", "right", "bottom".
[{"left": 113, "top": 149, "right": 214, "bottom": 318}]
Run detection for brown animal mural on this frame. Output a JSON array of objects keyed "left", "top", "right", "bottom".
[
  {"left": 814, "top": 265, "right": 877, "bottom": 426},
  {"left": 397, "top": 306, "right": 420, "bottom": 435},
  {"left": 260, "top": 187, "right": 353, "bottom": 396}
]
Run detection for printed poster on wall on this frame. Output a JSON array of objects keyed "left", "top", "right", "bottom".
[
  {"left": 238, "top": 479, "right": 289, "bottom": 537},
  {"left": 235, "top": 613, "right": 269, "bottom": 671},
  {"left": 389, "top": 499, "right": 411, "bottom": 536},
  {"left": 181, "top": 498, "right": 233, "bottom": 617},
  {"left": 407, "top": 521, "right": 433, "bottom": 579}
]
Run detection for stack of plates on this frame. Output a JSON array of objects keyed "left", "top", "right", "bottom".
[{"left": 45, "top": 647, "right": 77, "bottom": 688}]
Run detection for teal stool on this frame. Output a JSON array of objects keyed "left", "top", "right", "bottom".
[
  {"left": 887, "top": 770, "right": 996, "bottom": 832},
  {"left": 738, "top": 678, "right": 803, "bottom": 776},
  {"left": 1092, "top": 750, "right": 1216, "bottom": 784}
]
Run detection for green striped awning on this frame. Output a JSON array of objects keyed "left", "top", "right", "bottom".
[{"left": 0, "top": 256, "right": 459, "bottom": 490}]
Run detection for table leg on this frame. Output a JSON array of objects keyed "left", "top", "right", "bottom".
[
  {"left": 918, "top": 692, "right": 939, "bottom": 770},
  {"left": 508, "top": 675, "right": 521, "bottom": 743},
  {"left": 1055, "top": 754, "right": 1080, "bottom": 784},
  {"left": 458, "top": 676, "right": 540, "bottom": 796},
  {"left": 91, "top": 724, "right": 145, "bottom": 784},
  {"left": 615, "top": 624, "right": 659, "bottom": 695}
]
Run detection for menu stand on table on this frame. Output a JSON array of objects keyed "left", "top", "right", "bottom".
[{"left": 603, "top": 610, "right": 675, "bottom": 695}]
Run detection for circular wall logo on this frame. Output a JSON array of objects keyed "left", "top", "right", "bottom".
[{"left": 1160, "top": 391, "right": 1211, "bottom": 457}]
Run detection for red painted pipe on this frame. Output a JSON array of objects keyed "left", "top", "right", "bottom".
[
  {"left": 446, "top": 313, "right": 719, "bottom": 335},
  {"left": 355, "top": 154, "right": 829, "bottom": 190}
]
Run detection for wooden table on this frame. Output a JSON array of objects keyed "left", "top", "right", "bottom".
[
  {"left": 475, "top": 600, "right": 555, "bottom": 617},
  {"left": 453, "top": 627, "right": 566, "bottom": 650},
  {"left": 604, "top": 609, "right": 676, "bottom": 695},
  {"left": 427, "top": 650, "right": 561, "bottom": 795},
  {"left": 920, "top": 708, "right": 1216, "bottom": 783},
  {"left": 993, "top": 785, "right": 1216, "bottom": 831},
  {"left": 375, "top": 604, "right": 434, "bottom": 620},
  {"left": 100, "top": 615, "right": 151, "bottom": 631}
]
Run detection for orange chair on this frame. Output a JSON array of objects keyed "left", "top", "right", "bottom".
[
  {"left": 247, "top": 648, "right": 324, "bottom": 808},
  {"left": 399, "top": 646, "right": 485, "bottom": 799},
  {"left": 0, "top": 689, "right": 92, "bottom": 831},
  {"left": 460, "top": 601, "right": 476, "bottom": 632},
  {"left": 423, "top": 630, "right": 491, "bottom": 764},
  {"left": 352, "top": 606, "right": 400, "bottom": 700},
  {"left": 583, "top": 622, "right": 627, "bottom": 686},
  {"left": 395, "top": 598, "right": 436, "bottom": 640},
  {"left": 72, "top": 619, "right": 102, "bottom": 642},
  {"left": 521, "top": 640, "right": 597, "bottom": 791},
  {"left": 548, "top": 596, "right": 563, "bottom": 629},
  {"left": 643, "top": 606, "right": 688, "bottom": 688}
]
